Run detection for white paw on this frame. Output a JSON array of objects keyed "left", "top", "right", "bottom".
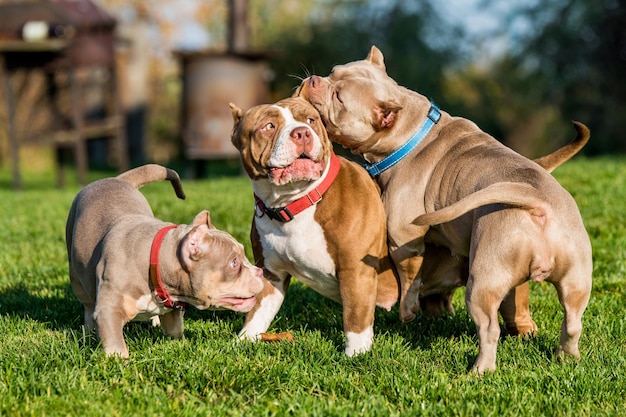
[
  {"left": 237, "top": 328, "right": 262, "bottom": 342},
  {"left": 344, "top": 327, "right": 374, "bottom": 356}
]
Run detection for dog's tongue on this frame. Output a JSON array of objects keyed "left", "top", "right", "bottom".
[
  {"left": 270, "top": 159, "right": 324, "bottom": 185},
  {"left": 220, "top": 296, "right": 257, "bottom": 312}
]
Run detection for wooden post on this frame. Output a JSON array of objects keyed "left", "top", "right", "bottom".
[
  {"left": 69, "top": 67, "right": 87, "bottom": 186},
  {"left": 0, "top": 56, "right": 22, "bottom": 190},
  {"left": 228, "top": 0, "right": 249, "bottom": 53},
  {"left": 110, "top": 63, "right": 129, "bottom": 172}
]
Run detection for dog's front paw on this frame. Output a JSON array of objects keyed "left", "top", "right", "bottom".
[
  {"left": 344, "top": 327, "right": 374, "bottom": 356},
  {"left": 400, "top": 310, "right": 416, "bottom": 323},
  {"left": 399, "top": 285, "right": 421, "bottom": 323},
  {"left": 399, "top": 298, "right": 419, "bottom": 323},
  {"left": 103, "top": 344, "right": 130, "bottom": 359},
  {"left": 237, "top": 329, "right": 262, "bottom": 342}
]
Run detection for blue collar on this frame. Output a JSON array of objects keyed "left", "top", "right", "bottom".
[{"left": 364, "top": 103, "right": 441, "bottom": 177}]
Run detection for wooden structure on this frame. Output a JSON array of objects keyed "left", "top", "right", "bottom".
[
  {"left": 177, "top": 50, "right": 270, "bottom": 162},
  {"left": 0, "top": 0, "right": 128, "bottom": 189},
  {"left": 176, "top": 0, "right": 270, "bottom": 175}
]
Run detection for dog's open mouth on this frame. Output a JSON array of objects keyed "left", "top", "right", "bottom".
[
  {"left": 269, "top": 155, "right": 325, "bottom": 185},
  {"left": 219, "top": 296, "right": 257, "bottom": 312}
]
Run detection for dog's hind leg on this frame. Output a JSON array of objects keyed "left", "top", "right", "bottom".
[
  {"left": 69, "top": 269, "right": 96, "bottom": 331},
  {"left": 499, "top": 282, "right": 538, "bottom": 337},
  {"left": 465, "top": 259, "right": 518, "bottom": 374},
  {"left": 553, "top": 270, "right": 592, "bottom": 361}
]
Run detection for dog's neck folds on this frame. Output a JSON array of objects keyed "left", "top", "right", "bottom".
[
  {"left": 252, "top": 153, "right": 340, "bottom": 222},
  {"left": 364, "top": 103, "right": 441, "bottom": 177}
]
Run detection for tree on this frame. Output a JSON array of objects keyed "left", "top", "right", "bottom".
[
  {"left": 501, "top": 0, "right": 626, "bottom": 154},
  {"left": 258, "top": 0, "right": 464, "bottom": 103}
]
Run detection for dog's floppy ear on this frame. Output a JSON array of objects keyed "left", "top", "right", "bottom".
[
  {"left": 230, "top": 103, "right": 245, "bottom": 148},
  {"left": 181, "top": 226, "right": 210, "bottom": 263},
  {"left": 373, "top": 101, "right": 402, "bottom": 130},
  {"left": 366, "top": 46, "right": 386, "bottom": 71},
  {"left": 229, "top": 103, "right": 243, "bottom": 124},
  {"left": 191, "top": 210, "right": 215, "bottom": 229},
  {"left": 181, "top": 213, "right": 217, "bottom": 265}
]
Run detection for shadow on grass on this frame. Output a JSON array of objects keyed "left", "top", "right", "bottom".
[
  {"left": 228, "top": 281, "right": 562, "bottom": 369},
  {"left": 0, "top": 282, "right": 246, "bottom": 339},
  {"left": 0, "top": 282, "right": 83, "bottom": 330},
  {"left": 200, "top": 281, "right": 479, "bottom": 353},
  {"left": 2, "top": 280, "right": 538, "bottom": 364}
]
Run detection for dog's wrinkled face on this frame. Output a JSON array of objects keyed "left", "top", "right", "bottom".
[
  {"left": 181, "top": 211, "right": 265, "bottom": 312},
  {"left": 230, "top": 97, "right": 332, "bottom": 186},
  {"left": 296, "top": 46, "right": 404, "bottom": 154}
]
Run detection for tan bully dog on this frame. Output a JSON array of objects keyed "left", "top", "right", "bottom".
[
  {"left": 66, "top": 164, "right": 264, "bottom": 358},
  {"left": 418, "top": 129, "right": 590, "bottom": 321},
  {"left": 230, "top": 97, "right": 400, "bottom": 356},
  {"left": 297, "top": 46, "right": 592, "bottom": 373}
]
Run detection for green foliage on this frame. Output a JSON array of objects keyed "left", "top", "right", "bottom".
[
  {"left": 251, "top": 0, "right": 624, "bottom": 156},
  {"left": 471, "top": 0, "right": 626, "bottom": 155},
  {"left": 262, "top": 0, "right": 464, "bottom": 102},
  {"left": 1, "top": 158, "right": 626, "bottom": 415}
]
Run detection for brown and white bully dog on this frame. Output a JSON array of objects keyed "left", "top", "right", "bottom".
[
  {"left": 66, "top": 164, "right": 265, "bottom": 358},
  {"left": 297, "top": 46, "right": 592, "bottom": 373},
  {"left": 230, "top": 97, "right": 399, "bottom": 356}
]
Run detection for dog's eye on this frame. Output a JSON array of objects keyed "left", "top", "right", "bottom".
[
  {"left": 261, "top": 122, "right": 275, "bottom": 131},
  {"left": 229, "top": 257, "right": 241, "bottom": 271},
  {"left": 306, "top": 117, "right": 315, "bottom": 125}
]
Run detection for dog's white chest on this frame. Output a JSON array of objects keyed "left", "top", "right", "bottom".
[
  {"left": 256, "top": 207, "right": 339, "bottom": 300},
  {"left": 132, "top": 294, "right": 169, "bottom": 321}
]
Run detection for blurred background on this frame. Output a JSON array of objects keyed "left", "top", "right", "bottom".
[{"left": 0, "top": 0, "right": 624, "bottom": 188}]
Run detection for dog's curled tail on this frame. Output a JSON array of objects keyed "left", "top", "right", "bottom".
[
  {"left": 534, "top": 121, "right": 590, "bottom": 173},
  {"left": 414, "top": 182, "right": 547, "bottom": 226},
  {"left": 116, "top": 164, "right": 186, "bottom": 200}
]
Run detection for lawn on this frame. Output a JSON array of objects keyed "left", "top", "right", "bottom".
[{"left": 0, "top": 156, "right": 625, "bottom": 416}]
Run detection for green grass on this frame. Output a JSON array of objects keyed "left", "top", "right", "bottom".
[{"left": 1, "top": 156, "right": 625, "bottom": 416}]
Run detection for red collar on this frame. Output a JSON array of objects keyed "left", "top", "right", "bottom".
[
  {"left": 254, "top": 153, "right": 341, "bottom": 222},
  {"left": 149, "top": 225, "right": 188, "bottom": 310}
]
